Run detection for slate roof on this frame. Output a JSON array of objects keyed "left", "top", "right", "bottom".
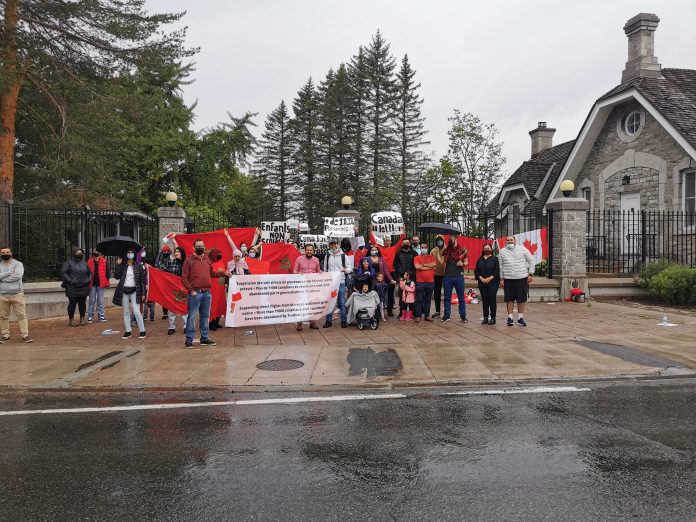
[
  {"left": 487, "top": 139, "right": 575, "bottom": 215},
  {"left": 599, "top": 68, "right": 696, "bottom": 152}
]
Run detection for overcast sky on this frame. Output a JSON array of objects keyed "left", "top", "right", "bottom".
[{"left": 146, "top": 0, "right": 696, "bottom": 177}]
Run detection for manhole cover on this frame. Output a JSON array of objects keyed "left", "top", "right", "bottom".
[{"left": 256, "top": 359, "right": 304, "bottom": 371}]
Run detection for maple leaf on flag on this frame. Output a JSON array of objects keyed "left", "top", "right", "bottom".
[{"left": 523, "top": 239, "right": 538, "bottom": 255}]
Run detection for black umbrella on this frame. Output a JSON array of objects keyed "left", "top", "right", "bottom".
[
  {"left": 418, "top": 222, "right": 461, "bottom": 235},
  {"left": 96, "top": 236, "right": 143, "bottom": 257}
]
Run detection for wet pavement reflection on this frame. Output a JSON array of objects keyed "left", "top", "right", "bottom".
[{"left": 1, "top": 381, "right": 695, "bottom": 520}]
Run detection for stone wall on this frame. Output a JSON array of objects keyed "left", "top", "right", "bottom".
[{"left": 574, "top": 100, "right": 692, "bottom": 210}]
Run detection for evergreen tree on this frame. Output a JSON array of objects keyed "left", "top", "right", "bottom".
[
  {"left": 394, "top": 54, "right": 429, "bottom": 214},
  {"left": 256, "top": 100, "right": 294, "bottom": 218},
  {"left": 346, "top": 46, "right": 370, "bottom": 205},
  {"left": 291, "top": 78, "right": 320, "bottom": 227},
  {"left": 364, "top": 30, "right": 398, "bottom": 208}
]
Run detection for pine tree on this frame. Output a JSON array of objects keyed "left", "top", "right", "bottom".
[
  {"left": 347, "top": 46, "right": 370, "bottom": 203},
  {"left": 364, "top": 31, "right": 398, "bottom": 208},
  {"left": 291, "top": 78, "right": 320, "bottom": 227},
  {"left": 394, "top": 55, "right": 429, "bottom": 214},
  {"left": 256, "top": 100, "right": 294, "bottom": 218}
]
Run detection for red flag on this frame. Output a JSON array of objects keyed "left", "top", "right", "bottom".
[
  {"left": 443, "top": 235, "right": 488, "bottom": 270},
  {"left": 260, "top": 242, "right": 301, "bottom": 274},
  {"left": 496, "top": 227, "right": 548, "bottom": 262},
  {"left": 210, "top": 260, "right": 227, "bottom": 318},
  {"left": 146, "top": 266, "right": 189, "bottom": 314},
  {"left": 173, "top": 228, "right": 256, "bottom": 260},
  {"left": 245, "top": 257, "right": 271, "bottom": 274}
]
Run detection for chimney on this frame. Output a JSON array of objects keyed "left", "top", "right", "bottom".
[
  {"left": 529, "top": 122, "right": 555, "bottom": 158},
  {"left": 621, "top": 13, "right": 661, "bottom": 83}
]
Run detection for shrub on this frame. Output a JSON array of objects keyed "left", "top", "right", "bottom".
[
  {"left": 649, "top": 265, "right": 696, "bottom": 306},
  {"left": 534, "top": 259, "right": 548, "bottom": 277},
  {"left": 637, "top": 259, "right": 674, "bottom": 289}
]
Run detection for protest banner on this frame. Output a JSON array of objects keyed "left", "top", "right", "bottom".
[
  {"left": 371, "top": 211, "right": 404, "bottom": 236},
  {"left": 300, "top": 234, "right": 329, "bottom": 255},
  {"left": 260, "top": 221, "right": 291, "bottom": 243},
  {"left": 323, "top": 216, "right": 355, "bottom": 237},
  {"left": 225, "top": 272, "right": 342, "bottom": 327}
]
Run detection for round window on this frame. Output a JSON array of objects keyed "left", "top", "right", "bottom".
[{"left": 625, "top": 111, "right": 641, "bottom": 135}]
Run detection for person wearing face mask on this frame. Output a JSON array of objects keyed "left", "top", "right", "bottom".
[
  {"left": 163, "top": 247, "right": 188, "bottom": 335},
  {"left": 61, "top": 247, "right": 92, "bottom": 327},
  {"left": 113, "top": 249, "right": 147, "bottom": 339},
  {"left": 363, "top": 245, "right": 394, "bottom": 287},
  {"left": 239, "top": 243, "right": 249, "bottom": 257},
  {"left": 475, "top": 243, "right": 501, "bottom": 325},
  {"left": 246, "top": 246, "right": 258, "bottom": 259},
  {"left": 437, "top": 236, "right": 468, "bottom": 322},
  {"left": 413, "top": 242, "right": 436, "bottom": 323},
  {"left": 137, "top": 248, "right": 156, "bottom": 322},
  {"left": 292, "top": 243, "right": 322, "bottom": 331},
  {"left": 498, "top": 236, "right": 536, "bottom": 327},
  {"left": 87, "top": 249, "right": 110, "bottom": 323},
  {"left": 155, "top": 245, "right": 173, "bottom": 319},
  {"left": 181, "top": 239, "right": 230, "bottom": 348},
  {"left": 368, "top": 225, "right": 406, "bottom": 317},
  {"left": 430, "top": 235, "right": 446, "bottom": 318},
  {"left": 0, "top": 246, "right": 33, "bottom": 343},
  {"left": 393, "top": 238, "right": 418, "bottom": 318},
  {"left": 322, "top": 239, "right": 352, "bottom": 328}
]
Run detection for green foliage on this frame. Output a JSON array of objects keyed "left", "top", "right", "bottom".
[
  {"left": 649, "top": 265, "right": 696, "bottom": 306},
  {"left": 637, "top": 259, "right": 674, "bottom": 288},
  {"left": 534, "top": 259, "right": 548, "bottom": 277}
]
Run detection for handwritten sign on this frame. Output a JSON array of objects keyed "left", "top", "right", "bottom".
[
  {"left": 371, "top": 211, "right": 404, "bottom": 236},
  {"left": 260, "top": 221, "right": 291, "bottom": 243},
  {"left": 323, "top": 216, "right": 355, "bottom": 237},
  {"left": 300, "top": 234, "right": 329, "bottom": 255}
]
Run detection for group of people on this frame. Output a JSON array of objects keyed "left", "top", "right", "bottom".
[{"left": 0, "top": 226, "right": 537, "bottom": 346}]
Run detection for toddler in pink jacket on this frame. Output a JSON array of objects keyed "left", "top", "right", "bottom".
[{"left": 399, "top": 271, "right": 416, "bottom": 321}]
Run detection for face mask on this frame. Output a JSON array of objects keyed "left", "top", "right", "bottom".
[
  {"left": 436, "top": 240, "right": 444, "bottom": 248},
  {"left": 1, "top": 254, "right": 11, "bottom": 261},
  {"left": 140, "top": 251, "right": 146, "bottom": 259},
  {"left": 195, "top": 247, "right": 205, "bottom": 255},
  {"left": 402, "top": 245, "right": 410, "bottom": 251},
  {"left": 93, "top": 253, "right": 100, "bottom": 258},
  {"left": 127, "top": 253, "right": 135, "bottom": 260},
  {"left": 341, "top": 246, "right": 349, "bottom": 252},
  {"left": 370, "top": 250, "right": 378, "bottom": 256},
  {"left": 484, "top": 250, "right": 492, "bottom": 256},
  {"left": 75, "top": 253, "right": 83, "bottom": 260},
  {"left": 241, "top": 246, "right": 247, "bottom": 253},
  {"left": 506, "top": 243, "right": 515, "bottom": 250},
  {"left": 413, "top": 247, "right": 421, "bottom": 255},
  {"left": 248, "top": 252, "right": 256, "bottom": 258}
]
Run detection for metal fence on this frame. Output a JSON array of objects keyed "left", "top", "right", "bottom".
[
  {"left": 586, "top": 210, "right": 696, "bottom": 274},
  {"left": 4, "top": 204, "right": 159, "bottom": 281}
]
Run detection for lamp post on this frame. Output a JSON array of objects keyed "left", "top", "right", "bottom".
[
  {"left": 560, "top": 180, "right": 575, "bottom": 197},
  {"left": 165, "top": 191, "right": 178, "bottom": 207}
]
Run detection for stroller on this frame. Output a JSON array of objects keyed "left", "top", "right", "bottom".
[{"left": 356, "top": 308, "right": 380, "bottom": 330}]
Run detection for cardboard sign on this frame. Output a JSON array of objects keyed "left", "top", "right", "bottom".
[
  {"left": 323, "top": 216, "right": 355, "bottom": 237},
  {"left": 260, "top": 221, "right": 291, "bottom": 243},
  {"left": 300, "top": 234, "right": 329, "bottom": 255},
  {"left": 371, "top": 211, "right": 404, "bottom": 236}
]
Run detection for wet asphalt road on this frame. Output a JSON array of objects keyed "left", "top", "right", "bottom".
[{"left": 1, "top": 380, "right": 695, "bottom": 521}]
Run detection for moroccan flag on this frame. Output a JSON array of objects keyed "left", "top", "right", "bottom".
[
  {"left": 260, "top": 242, "right": 301, "bottom": 274},
  {"left": 245, "top": 258, "right": 271, "bottom": 274},
  {"left": 169, "top": 228, "right": 256, "bottom": 260},
  {"left": 147, "top": 266, "right": 189, "bottom": 314},
  {"left": 496, "top": 227, "right": 548, "bottom": 263},
  {"left": 210, "top": 260, "right": 227, "bottom": 318}
]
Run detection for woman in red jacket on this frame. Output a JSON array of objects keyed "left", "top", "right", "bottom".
[{"left": 87, "top": 249, "right": 110, "bottom": 323}]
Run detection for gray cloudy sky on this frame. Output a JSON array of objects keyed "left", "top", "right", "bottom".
[{"left": 146, "top": 0, "right": 695, "bottom": 175}]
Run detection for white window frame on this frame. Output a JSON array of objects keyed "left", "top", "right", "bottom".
[
  {"left": 683, "top": 170, "right": 696, "bottom": 229},
  {"left": 511, "top": 204, "right": 521, "bottom": 235},
  {"left": 625, "top": 111, "right": 642, "bottom": 135}
]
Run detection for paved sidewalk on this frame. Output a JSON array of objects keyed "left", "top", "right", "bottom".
[{"left": 1, "top": 301, "right": 695, "bottom": 390}]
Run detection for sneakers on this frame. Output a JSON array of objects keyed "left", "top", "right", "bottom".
[
  {"left": 460, "top": 316, "right": 468, "bottom": 323},
  {"left": 139, "top": 331, "right": 147, "bottom": 339},
  {"left": 507, "top": 317, "right": 514, "bottom": 326},
  {"left": 200, "top": 338, "right": 217, "bottom": 346},
  {"left": 122, "top": 332, "right": 132, "bottom": 339},
  {"left": 87, "top": 317, "right": 94, "bottom": 324},
  {"left": 185, "top": 339, "right": 193, "bottom": 348},
  {"left": 341, "top": 321, "right": 347, "bottom": 328},
  {"left": 22, "top": 335, "right": 34, "bottom": 343},
  {"left": 323, "top": 321, "right": 332, "bottom": 328},
  {"left": 441, "top": 316, "right": 451, "bottom": 322},
  {"left": 517, "top": 318, "right": 527, "bottom": 327},
  {"left": 162, "top": 314, "right": 168, "bottom": 320},
  {"left": 167, "top": 328, "right": 175, "bottom": 335},
  {"left": 98, "top": 317, "right": 107, "bottom": 323},
  {"left": 431, "top": 312, "right": 440, "bottom": 318},
  {"left": 0, "top": 335, "right": 9, "bottom": 344}
]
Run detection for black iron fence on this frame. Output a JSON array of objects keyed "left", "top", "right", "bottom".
[
  {"left": 586, "top": 210, "right": 696, "bottom": 274},
  {"left": 4, "top": 204, "right": 159, "bottom": 281}
]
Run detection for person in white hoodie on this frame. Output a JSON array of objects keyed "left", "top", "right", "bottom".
[
  {"left": 498, "top": 236, "right": 536, "bottom": 327},
  {"left": 322, "top": 239, "right": 353, "bottom": 328},
  {"left": 0, "top": 246, "right": 33, "bottom": 343}
]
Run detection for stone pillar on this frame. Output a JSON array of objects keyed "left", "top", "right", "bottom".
[
  {"left": 547, "top": 197, "right": 589, "bottom": 300},
  {"left": 157, "top": 206, "right": 186, "bottom": 246}
]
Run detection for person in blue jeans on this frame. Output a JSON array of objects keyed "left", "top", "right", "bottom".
[
  {"left": 322, "top": 239, "right": 352, "bottom": 328},
  {"left": 181, "top": 239, "right": 230, "bottom": 348},
  {"left": 436, "top": 236, "right": 469, "bottom": 322}
]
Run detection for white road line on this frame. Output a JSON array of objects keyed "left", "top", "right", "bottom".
[
  {"left": 0, "top": 393, "right": 408, "bottom": 416},
  {"left": 441, "top": 386, "right": 591, "bottom": 396}
]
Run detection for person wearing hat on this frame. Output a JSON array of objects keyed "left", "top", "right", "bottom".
[
  {"left": 155, "top": 245, "right": 173, "bottom": 319},
  {"left": 322, "top": 238, "right": 352, "bottom": 328}
]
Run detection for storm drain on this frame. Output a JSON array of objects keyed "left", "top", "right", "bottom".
[{"left": 256, "top": 359, "right": 304, "bottom": 371}]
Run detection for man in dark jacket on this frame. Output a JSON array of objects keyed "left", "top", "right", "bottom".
[{"left": 393, "top": 239, "right": 417, "bottom": 319}]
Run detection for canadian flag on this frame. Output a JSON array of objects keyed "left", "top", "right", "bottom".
[{"left": 497, "top": 227, "right": 548, "bottom": 263}]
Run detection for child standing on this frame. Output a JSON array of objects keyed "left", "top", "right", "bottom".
[
  {"left": 374, "top": 272, "right": 390, "bottom": 321},
  {"left": 399, "top": 271, "right": 416, "bottom": 321}
]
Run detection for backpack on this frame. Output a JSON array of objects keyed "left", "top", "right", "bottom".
[{"left": 324, "top": 253, "right": 352, "bottom": 287}]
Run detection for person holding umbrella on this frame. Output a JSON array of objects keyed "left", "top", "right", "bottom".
[
  {"left": 61, "top": 248, "right": 92, "bottom": 327},
  {"left": 112, "top": 248, "right": 147, "bottom": 339}
]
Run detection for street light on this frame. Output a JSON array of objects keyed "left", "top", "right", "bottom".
[
  {"left": 560, "top": 180, "right": 575, "bottom": 197},
  {"left": 341, "top": 196, "right": 353, "bottom": 210},
  {"left": 165, "top": 191, "right": 178, "bottom": 207}
]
